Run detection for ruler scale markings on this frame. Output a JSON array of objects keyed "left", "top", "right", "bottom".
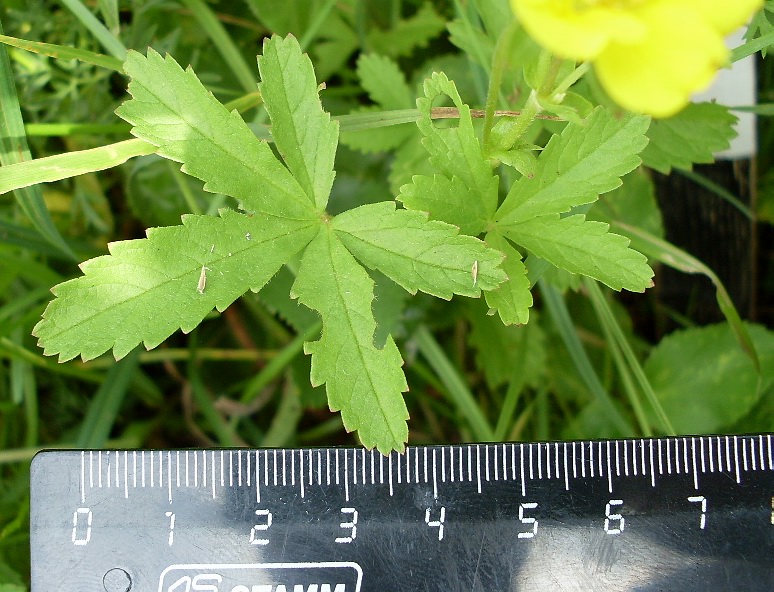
[
  {"left": 247, "top": 450, "right": 251, "bottom": 487},
  {"left": 149, "top": 451, "right": 153, "bottom": 488},
  {"left": 734, "top": 436, "right": 741, "bottom": 483},
  {"left": 327, "top": 449, "right": 331, "bottom": 486},
  {"left": 538, "top": 444, "right": 543, "bottom": 480},
  {"left": 683, "top": 437, "right": 689, "bottom": 475},
  {"left": 615, "top": 440, "right": 621, "bottom": 476},
  {"left": 477, "top": 445, "right": 482, "bottom": 493},
  {"left": 106, "top": 452, "right": 110, "bottom": 489},
  {"left": 133, "top": 451, "right": 137, "bottom": 489},
  {"left": 493, "top": 445, "right": 498, "bottom": 481},
  {"left": 769, "top": 434, "right": 773, "bottom": 470},
  {"left": 396, "top": 449, "right": 401, "bottom": 484},
  {"left": 512, "top": 444, "right": 517, "bottom": 483},
  {"left": 459, "top": 446, "right": 464, "bottom": 483},
  {"left": 486, "top": 445, "right": 491, "bottom": 482},
  {"left": 193, "top": 451, "right": 197, "bottom": 488},
  {"left": 353, "top": 449, "right": 358, "bottom": 485},
  {"left": 336, "top": 449, "right": 341, "bottom": 485},
  {"left": 607, "top": 440, "right": 613, "bottom": 494},
  {"left": 598, "top": 442, "right": 604, "bottom": 477},
  {"left": 176, "top": 451, "right": 180, "bottom": 489},
  {"left": 555, "top": 443, "right": 560, "bottom": 479},
  {"left": 159, "top": 451, "right": 163, "bottom": 489},
  {"left": 238, "top": 450, "right": 242, "bottom": 487},
  {"left": 211, "top": 451, "right": 216, "bottom": 499},
  {"left": 344, "top": 449, "right": 350, "bottom": 502},
  {"left": 725, "top": 436, "right": 731, "bottom": 473},
  {"left": 520, "top": 443, "right": 526, "bottom": 497},
  {"left": 125, "top": 451, "right": 129, "bottom": 499},
  {"left": 115, "top": 451, "right": 120, "bottom": 489},
  {"left": 387, "top": 452, "right": 392, "bottom": 497},
  {"left": 370, "top": 449, "right": 375, "bottom": 485},
  {"left": 466, "top": 446, "right": 472, "bottom": 483},
  {"left": 529, "top": 444, "right": 535, "bottom": 480},
  {"left": 700, "top": 437, "right": 706, "bottom": 474},
  {"left": 308, "top": 450, "right": 313, "bottom": 487},
  {"left": 441, "top": 447, "right": 446, "bottom": 483},
  {"left": 672, "top": 439, "right": 679, "bottom": 474},
  {"left": 743, "top": 436, "right": 749, "bottom": 472},
  {"left": 255, "top": 451, "right": 260, "bottom": 503},
  {"left": 361, "top": 449, "right": 366, "bottom": 485},
  {"left": 80, "top": 451, "right": 85, "bottom": 503},
  {"left": 589, "top": 442, "right": 594, "bottom": 478},
  {"left": 563, "top": 442, "right": 569, "bottom": 491},
  {"left": 572, "top": 441, "right": 577, "bottom": 479},
  {"left": 90, "top": 451, "right": 94, "bottom": 489},
  {"left": 99, "top": 451, "right": 103, "bottom": 488},
  {"left": 658, "top": 439, "right": 663, "bottom": 475},
  {"left": 379, "top": 451, "right": 384, "bottom": 485},
  {"left": 692, "top": 437, "right": 699, "bottom": 490},
  {"left": 432, "top": 448, "right": 438, "bottom": 499},
  {"left": 411, "top": 447, "right": 416, "bottom": 483},
  {"left": 185, "top": 451, "right": 189, "bottom": 488},
  {"left": 649, "top": 440, "right": 656, "bottom": 487},
  {"left": 757, "top": 435, "right": 763, "bottom": 470},
  {"left": 273, "top": 450, "right": 278, "bottom": 487},
  {"left": 221, "top": 451, "right": 225, "bottom": 488},
  {"left": 202, "top": 450, "right": 206, "bottom": 489},
  {"left": 502, "top": 444, "right": 507, "bottom": 480},
  {"left": 423, "top": 447, "right": 428, "bottom": 484},
  {"left": 282, "top": 450, "right": 286, "bottom": 487},
  {"left": 623, "top": 440, "right": 628, "bottom": 476},
  {"left": 707, "top": 437, "right": 723, "bottom": 473},
  {"left": 317, "top": 450, "right": 322, "bottom": 486},
  {"left": 581, "top": 442, "right": 586, "bottom": 478},
  {"left": 300, "top": 450, "right": 305, "bottom": 499},
  {"left": 168, "top": 452, "right": 172, "bottom": 503},
  {"left": 666, "top": 439, "right": 672, "bottom": 474},
  {"left": 640, "top": 439, "right": 646, "bottom": 476}
]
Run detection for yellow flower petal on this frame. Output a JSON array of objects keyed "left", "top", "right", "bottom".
[
  {"left": 594, "top": 4, "right": 728, "bottom": 117},
  {"left": 511, "top": 0, "right": 646, "bottom": 60},
  {"left": 680, "top": 0, "right": 763, "bottom": 35}
]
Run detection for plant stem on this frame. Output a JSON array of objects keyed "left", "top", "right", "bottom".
[{"left": 483, "top": 21, "right": 518, "bottom": 151}]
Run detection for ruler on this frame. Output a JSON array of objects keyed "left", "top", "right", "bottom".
[{"left": 30, "top": 435, "right": 773, "bottom": 591}]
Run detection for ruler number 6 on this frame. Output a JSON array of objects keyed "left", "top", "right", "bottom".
[{"left": 604, "top": 499, "right": 625, "bottom": 535}]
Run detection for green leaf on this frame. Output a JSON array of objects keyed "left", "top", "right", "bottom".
[
  {"left": 407, "top": 72, "right": 498, "bottom": 230},
  {"left": 33, "top": 210, "right": 318, "bottom": 361},
  {"left": 115, "top": 49, "right": 314, "bottom": 220},
  {"left": 467, "top": 300, "right": 546, "bottom": 391},
  {"left": 0, "top": 34, "right": 123, "bottom": 71},
  {"left": 589, "top": 169, "right": 665, "bottom": 239},
  {"left": 497, "top": 107, "right": 650, "bottom": 225},
  {"left": 258, "top": 35, "right": 338, "bottom": 211},
  {"left": 357, "top": 53, "right": 413, "bottom": 109},
  {"left": 291, "top": 227, "right": 409, "bottom": 453},
  {"left": 640, "top": 102, "right": 737, "bottom": 174},
  {"left": 398, "top": 173, "right": 497, "bottom": 236},
  {"left": 483, "top": 232, "right": 532, "bottom": 325},
  {"left": 644, "top": 323, "right": 774, "bottom": 433},
  {"left": 332, "top": 202, "right": 506, "bottom": 299},
  {"left": 500, "top": 215, "right": 654, "bottom": 292},
  {"left": 366, "top": 3, "right": 446, "bottom": 58}
]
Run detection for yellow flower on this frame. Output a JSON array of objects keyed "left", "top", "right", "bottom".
[{"left": 511, "top": 0, "right": 763, "bottom": 118}]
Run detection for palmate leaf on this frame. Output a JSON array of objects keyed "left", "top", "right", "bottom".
[
  {"left": 258, "top": 35, "right": 338, "bottom": 211},
  {"left": 291, "top": 227, "right": 409, "bottom": 453},
  {"left": 496, "top": 107, "right": 650, "bottom": 225},
  {"left": 399, "top": 72, "right": 498, "bottom": 235},
  {"left": 333, "top": 202, "right": 506, "bottom": 299},
  {"left": 33, "top": 210, "right": 318, "bottom": 361},
  {"left": 499, "top": 214, "right": 654, "bottom": 292},
  {"left": 116, "top": 48, "right": 314, "bottom": 220}
]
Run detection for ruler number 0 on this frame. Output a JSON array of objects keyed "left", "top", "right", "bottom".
[
  {"left": 604, "top": 499, "right": 625, "bottom": 535},
  {"left": 71, "top": 507, "right": 92, "bottom": 546}
]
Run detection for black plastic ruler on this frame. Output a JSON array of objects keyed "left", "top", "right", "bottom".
[{"left": 30, "top": 435, "right": 773, "bottom": 591}]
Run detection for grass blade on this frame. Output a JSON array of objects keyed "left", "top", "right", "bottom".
[
  {"left": 180, "top": 0, "right": 258, "bottom": 94},
  {"left": 539, "top": 279, "right": 635, "bottom": 436},
  {"left": 614, "top": 221, "right": 760, "bottom": 373},
  {"left": 414, "top": 325, "right": 495, "bottom": 441},
  {"left": 59, "top": 0, "right": 127, "bottom": 60},
  {"left": 0, "top": 139, "right": 156, "bottom": 195},
  {"left": 584, "top": 278, "right": 673, "bottom": 435},
  {"left": 75, "top": 349, "right": 140, "bottom": 448},
  {"left": 0, "top": 20, "right": 76, "bottom": 260},
  {"left": 0, "top": 34, "right": 123, "bottom": 71}
]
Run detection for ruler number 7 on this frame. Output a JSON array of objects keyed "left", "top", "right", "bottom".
[{"left": 688, "top": 495, "right": 707, "bottom": 529}]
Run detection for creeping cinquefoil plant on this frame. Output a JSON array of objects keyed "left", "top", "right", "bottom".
[{"left": 30, "top": 29, "right": 663, "bottom": 452}]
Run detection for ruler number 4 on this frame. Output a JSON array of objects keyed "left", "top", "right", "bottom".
[{"left": 425, "top": 507, "right": 446, "bottom": 541}]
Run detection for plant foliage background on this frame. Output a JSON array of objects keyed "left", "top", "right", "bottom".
[{"left": 0, "top": 0, "right": 773, "bottom": 586}]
